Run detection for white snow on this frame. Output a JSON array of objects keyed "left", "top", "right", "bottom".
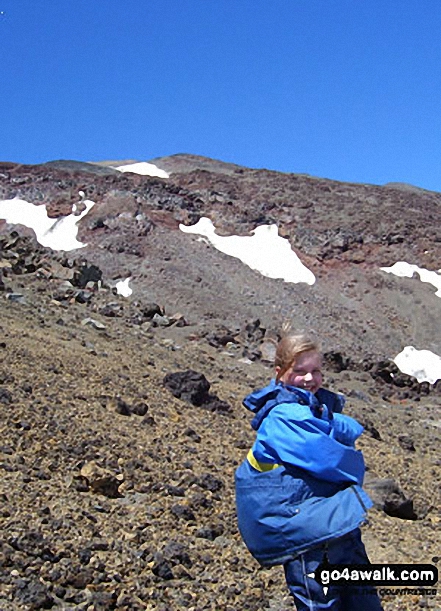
[
  {"left": 381, "top": 261, "right": 441, "bottom": 297},
  {"left": 115, "top": 277, "right": 133, "bottom": 297},
  {"left": 0, "top": 196, "right": 94, "bottom": 250},
  {"left": 115, "top": 162, "right": 169, "bottom": 178},
  {"left": 179, "top": 217, "right": 316, "bottom": 285},
  {"left": 394, "top": 346, "right": 441, "bottom": 385},
  {"left": 380, "top": 261, "right": 441, "bottom": 382}
]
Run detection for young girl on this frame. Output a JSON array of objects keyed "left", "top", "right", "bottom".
[{"left": 235, "top": 333, "right": 383, "bottom": 610}]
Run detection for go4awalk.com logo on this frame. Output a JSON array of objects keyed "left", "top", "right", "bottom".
[
  {"left": 311, "top": 562, "right": 438, "bottom": 595},
  {"left": 315, "top": 563, "right": 437, "bottom": 586}
]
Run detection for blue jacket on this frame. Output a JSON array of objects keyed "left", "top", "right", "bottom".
[{"left": 235, "top": 380, "right": 373, "bottom": 566}]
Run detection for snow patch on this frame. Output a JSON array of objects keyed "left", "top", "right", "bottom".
[
  {"left": 381, "top": 261, "right": 441, "bottom": 297},
  {"left": 179, "top": 217, "right": 315, "bottom": 285},
  {"left": 0, "top": 196, "right": 94, "bottom": 251},
  {"left": 394, "top": 346, "right": 441, "bottom": 385},
  {"left": 115, "top": 278, "right": 133, "bottom": 297},
  {"left": 115, "top": 162, "right": 169, "bottom": 178}
]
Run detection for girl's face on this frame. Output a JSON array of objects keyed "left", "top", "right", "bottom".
[{"left": 276, "top": 350, "right": 323, "bottom": 394}]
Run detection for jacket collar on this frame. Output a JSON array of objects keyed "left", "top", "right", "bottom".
[{"left": 243, "top": 379, "right": 345, "bottom": 431}]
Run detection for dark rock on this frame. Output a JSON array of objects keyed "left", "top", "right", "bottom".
[
  {"left": 166, "top": 485, "right": 186, "bottom": 497},
  {"left": 89, "top": 539, "right": 110, "bottom": 551},
  {"left": 113, "top": 397, "right": 131, "bottom": 416},
  {"left": 418, "top": 381, "right": 431, "bottom": 395},
  {"left": 184, "top": 427, "right": 201, "bottom": 443},
  {"left": 368, "top": 359, "right": 429, "bottom": 395},
  {"left": 0, "top": 388, "right": 12, "bottom": 404},
  {"left": 14, "top": 579, "right": 54, "bottom": 610},
  {"left": 398, "top": 435, "right": 416, "bottom": 452},
  {"left": 239, "top": 319, "right": 266, "bottom": 344},
  {"left": 242, "top": 346, "right": 262, "bottom": 361},
  {"left": 364, "top": 476, "right": 418, "bottom": 520},
  {"left": 131, "top": 401, "right": 149, "bottom": 416},
  {"left": 141, "top": 302, "right": 163, "bottom": 318},
  {"left": 392, "top": 372, "right": 420, "bottom": 389},
  {"left": 63, "top": 567, "right": 95, "bottom": 589},
  {"left": 90, "top": 475, "right": 122, "bottom": 498},
  {"left": 203, "top": 395, "right": 232, "bottom": 414},
  {"left": 196, "top": 523, "right": 224, "bottom": 540},
  {"left": 7, "top": 292, "right": 25, "bottom": 303},
  {"left": 53, "top": 585, "right": 67, "bottom": 599},
  {"left": 323, "top": 351, "right": 352, "bottom": 372},
  {"left": 360, "top": 418, "right": 381, "bottom": 440},
  {"left": 17, "top": 420, "right": 31, "bottom": 430},
  {"left": 196, "top": 473, "right": 224, "bottom": 492},
  {"left": 170, "top": 504, "right": 196, "bottom": 521},
  {"left": 72, "top": 262, "right": 102, "bottom": 288},
  {"left": 162, "top": 540, "right": 192, "bottom": 568},
  {"left": 80, "top": 462, "right": 123, "bottom": 498},
  {"left": 384, "top": 497, "right": 417, "bottom": 520},
  {"left": 99, "top": 302, "right": 124, "bottom": 317},
  {"left": 163, "top": 370, "right": 210, "bottom": 406},
  {"left": 78, "top": 548, "right": 92, "bottom": 565},
  {"left": 10, "top": 530, "right": 55, "bottom": 560},
  {"left": 74, "top": 289, "right": 94, "bottom": 304},
  {"left": 190, "top": 492, "right": 213, "bottom": 510},
  {"left": 163, "top": 369, "right": 232, "bottom": 414},
  {"left": 152, "top": 559, "right": 174, "bottom": 580},
  {"left": 369, "top": 360, "right": 399, "bottom": 384},
  {"left": 141, "top": 415, "right": 156, "bottom": 426},
  {"left": 206, "top": 326, "right": 238, "bottom": 348}
]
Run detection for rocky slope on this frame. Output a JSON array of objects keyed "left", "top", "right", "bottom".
[
  {"left": 0, "top": 156, "right": 440, "bottom": 610},
  {"left": 1, "top": 154, "right": 441, "bottom": 360}
]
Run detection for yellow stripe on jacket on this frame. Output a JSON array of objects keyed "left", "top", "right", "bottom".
[{"left": 247, "top": 449, "right": 281, "bottom": 472}]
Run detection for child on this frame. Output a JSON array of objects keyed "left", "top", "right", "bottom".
[{"left": 235, "top": 333, "right": 383, "bottom": 610}]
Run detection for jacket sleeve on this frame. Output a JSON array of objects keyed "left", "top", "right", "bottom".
[
  {"left": 253, "top": 404, "right": 365, "bottom": 485},
  {"left": 329, "top": 413, "right": 364, "bottom": 446}
]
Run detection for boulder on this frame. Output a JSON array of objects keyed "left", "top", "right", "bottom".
[
  {"left": 364, "top": 475, "right": 418, "bottom": 520},
  {"left": 163, "top": 370, "right": 231, "bottom": 413},
  {"left": 80, "top": 461, "right": 123, "bottom": 498},
  {"left": 163, "top": 370, "right": 210, "bottom": 406}
]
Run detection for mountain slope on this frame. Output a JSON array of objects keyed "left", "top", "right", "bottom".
[
  {"left": 0, "top": 230, "right": 439, "bottom": 611},
  {"left": 0, "top": 155, "right": 440, "bottom": 609},
  {"left": 1, "top": 155, "right": 440, "bottom": 360}
]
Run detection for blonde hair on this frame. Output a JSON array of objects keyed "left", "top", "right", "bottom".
[{"left": 275, "top": 333, "right": 321, "bottom": 382}]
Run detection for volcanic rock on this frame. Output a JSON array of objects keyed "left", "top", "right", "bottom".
[{"left": 364, "top": 476, "right": 418, "bottom": 520}]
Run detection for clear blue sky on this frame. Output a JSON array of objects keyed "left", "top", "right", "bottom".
[{"left": 2, "top": 1, "right": 441, "bottom": 191}]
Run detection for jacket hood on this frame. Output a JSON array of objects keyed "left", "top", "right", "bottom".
[{"left": 243, "top": 379, "right": 345, "bottom": 431}]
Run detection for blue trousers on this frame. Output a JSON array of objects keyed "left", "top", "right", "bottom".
[{"left": 283, "top": 529, "right": 384, "bottom": 611}]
